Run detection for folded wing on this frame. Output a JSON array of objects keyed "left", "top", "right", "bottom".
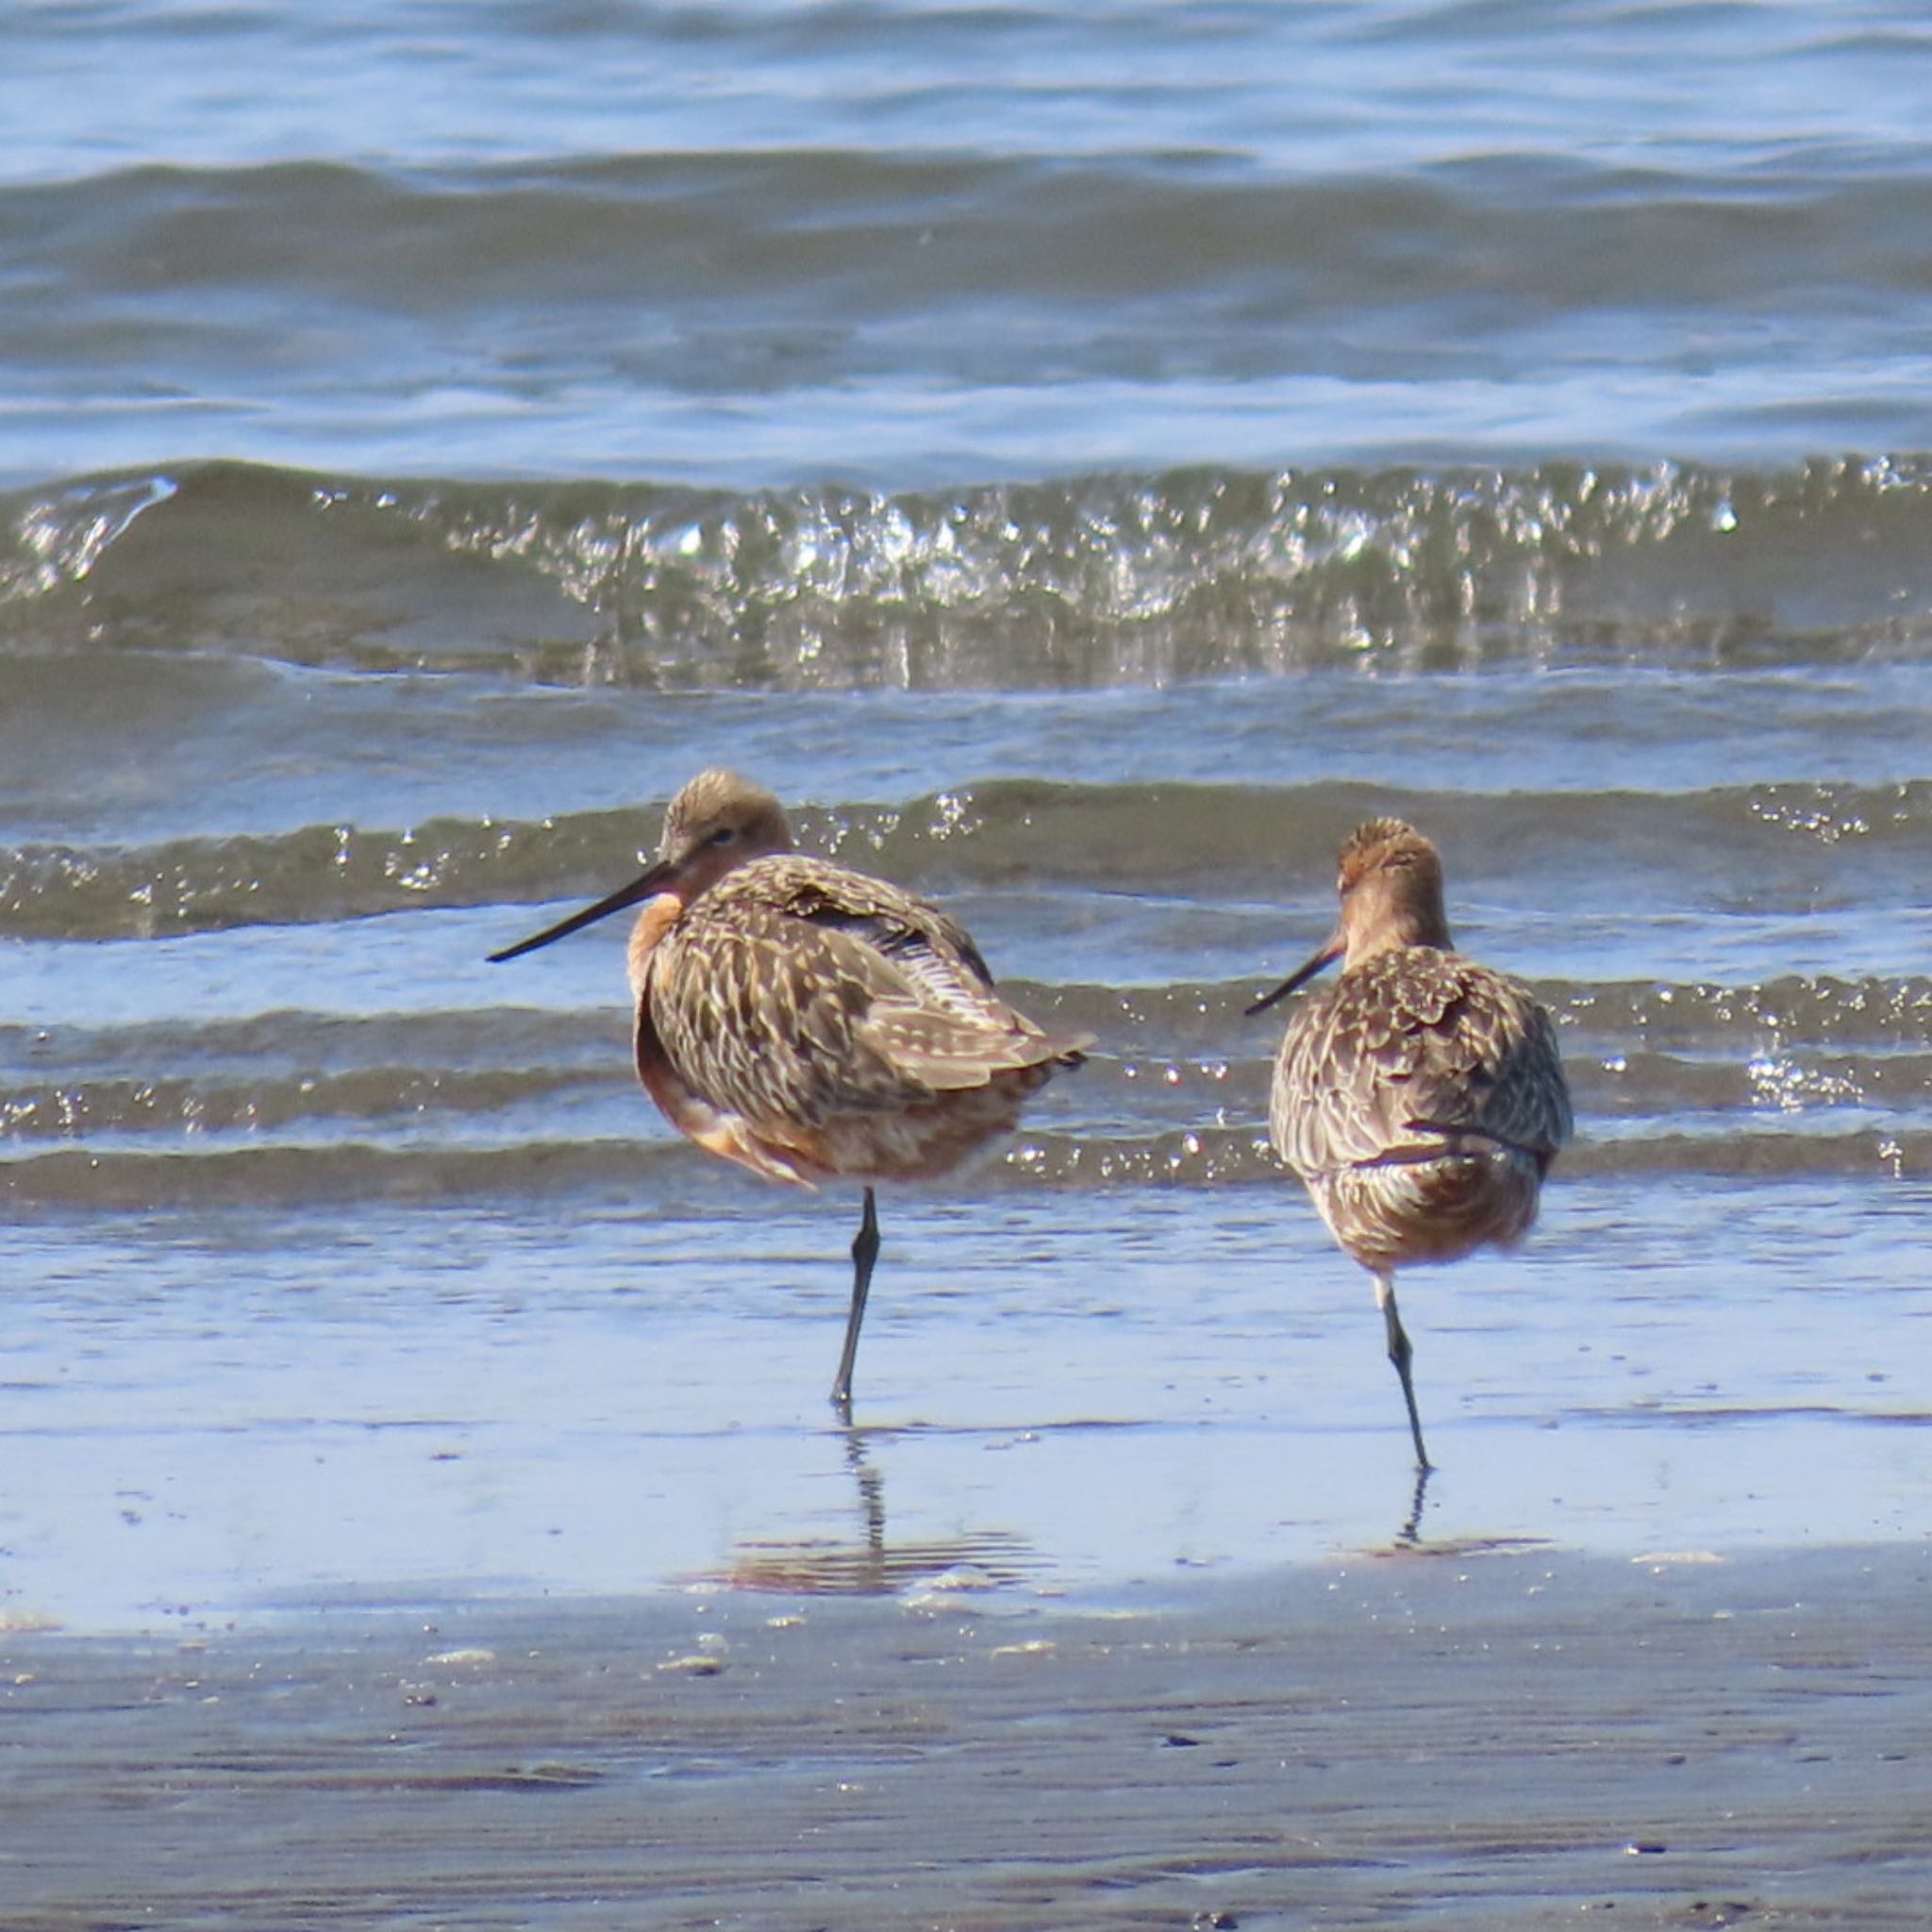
[
  {"left": 1273, "top": 951, "right": 1571, "bottom": 1181},
  {"left": 651, "top": 856, "right": 1091, "bottom": 1128}
]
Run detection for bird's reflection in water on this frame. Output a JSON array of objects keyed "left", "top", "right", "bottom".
[
  {"left": 721, "top": 1427, "right": 1035, "bottom": 1596},
  {"left": 1374, "top": 1462, "right": 1555, "bottom": 1563},
  {"left": 1394, "top": 1462, "right": 1432, "bottom": 1548}
]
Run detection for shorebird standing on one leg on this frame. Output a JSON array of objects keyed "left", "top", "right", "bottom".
[
  {"left": 1248, "top": 819, "right": 1572, "bottom": 1470},
  {"left": 489, "top": 768, "right": 1091, "bottom": 1414}
]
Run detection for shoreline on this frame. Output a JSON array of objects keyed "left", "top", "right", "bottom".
[{"left": 6, "top": 1541, "right": 1929, "bottom": 1929}]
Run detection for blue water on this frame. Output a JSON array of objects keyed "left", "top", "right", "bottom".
[
  {"left": 1, "top": 1, "right": 1929, "bottom": 1636},
  {"left": 8, "top": 4, "right": 1932, "bottom": 483}
]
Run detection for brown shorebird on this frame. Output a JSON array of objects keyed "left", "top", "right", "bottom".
[
  {"left": 489, "top": 768, "right": 1091, "bottom": 1412},
  {"left": 1248, "top": 819, "right": 1572, "bottom": 1470}
]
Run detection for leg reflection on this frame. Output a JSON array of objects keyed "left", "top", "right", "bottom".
[
  {"left": 844, "top": 1423, "right": 887, "bottom": 1562},
  {"left": 720, "top": 1424, "right": 1033, "bottom": 1595},
  {"left": 1395, "top": 1460, "right": 1433, "bottom": 1548}
]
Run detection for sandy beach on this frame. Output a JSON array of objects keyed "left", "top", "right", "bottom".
[{"left": 6, "top": 1541, "right": 1929, "bottom": 1929}]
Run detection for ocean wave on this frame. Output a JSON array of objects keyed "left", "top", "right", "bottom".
[
  {"left": 4, "top": 1112, "right": 1920, "bottom": 1211},
  {"left": 7, "top": 458, "right": 1932, "bottom": 685},
  {"left": 4, "top": 779, "right": 1927, "bottom": 940},
  {"left": 4, "top": 958, "right": 1924, "bottom": 1209}
]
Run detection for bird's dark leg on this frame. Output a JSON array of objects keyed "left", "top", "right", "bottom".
[
  {"left": 830, "top": 1186, "right": 879, "bottom": 1414},
  {"left": 1374, "top": 1271, "right": 1432, "bottom": 1471}
]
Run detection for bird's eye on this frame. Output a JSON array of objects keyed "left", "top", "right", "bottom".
[{"left": 709, "top": 825, "right": 736, "bottom": 845}]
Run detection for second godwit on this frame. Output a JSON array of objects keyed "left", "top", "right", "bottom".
[
  {"left": 489, "top": 769, "right": 1091, "bottom": 1412},
  {"left": 1248, "top": 818, "right": 1572, "bottom": 1470}
]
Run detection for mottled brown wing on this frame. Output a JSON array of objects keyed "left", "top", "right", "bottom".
[
  {"left": 1270, "top": 951, "right": 1571, "bottom": 1181},
  {"left": 653, "top": 856, "right": 1088, "bottom": 1129},
  {"left": 712, "top": 854, "right": 1001, "bottom": 992}
]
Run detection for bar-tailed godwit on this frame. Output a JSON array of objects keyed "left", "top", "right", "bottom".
[
  {"left": 490, "top": 769, "right": 1091, "bottom": 1412},
  {"left": 1248, "top": 818, "right": 1572, "bottom": 1469}
]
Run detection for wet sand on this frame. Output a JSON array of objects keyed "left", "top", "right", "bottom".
[{"left": 5, "top": 1542, "right": 1929, "bottom": 1930}]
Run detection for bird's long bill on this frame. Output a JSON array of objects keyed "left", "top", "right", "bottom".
[
  {"left": 1243, "top": 931, "right": 1344, "bottom": 1017},
  {"left": 487, "top": 858, "right": 675, "bottom": 964}
]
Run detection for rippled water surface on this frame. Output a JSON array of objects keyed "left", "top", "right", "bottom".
[
  {"left": 9, "top": 2, "right": 1932, "bottom": 478},
  {"left": 1, "top": 3, "right": 1928, "bottom": 1633}
]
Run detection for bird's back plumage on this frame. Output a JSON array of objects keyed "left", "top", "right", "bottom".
[
  {"left": 641, "top": 852, "right": 1089, "bottom": 1183},
  {"left": 1272, "top": 945, "right": 1570, "bottom": 1273},
  {"left": 1254, "top": 816, "right": 1572, "bottom": 1469}
]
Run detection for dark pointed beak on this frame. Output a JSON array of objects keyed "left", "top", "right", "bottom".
[
  {"left": 487, "top": 857, "right": 675, "bottom": 964},
  {"left": 1244, "top": 931, "right": 1344, "bottom": 1017}
]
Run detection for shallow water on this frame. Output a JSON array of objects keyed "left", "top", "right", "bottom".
[{"left": 2, "top": 4, "right": 1929, "bottom": 1636}]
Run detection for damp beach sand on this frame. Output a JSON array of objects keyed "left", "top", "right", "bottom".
[
  {"left": 6, "top": 1162, "right": 1930, "bottom": 1932},
  {"left": 5, "top": 1543, "right": 1931, "bottom": 1930},
  {"left": 8, "top": 1192, "right": 1927, "bottom": 1928}
]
